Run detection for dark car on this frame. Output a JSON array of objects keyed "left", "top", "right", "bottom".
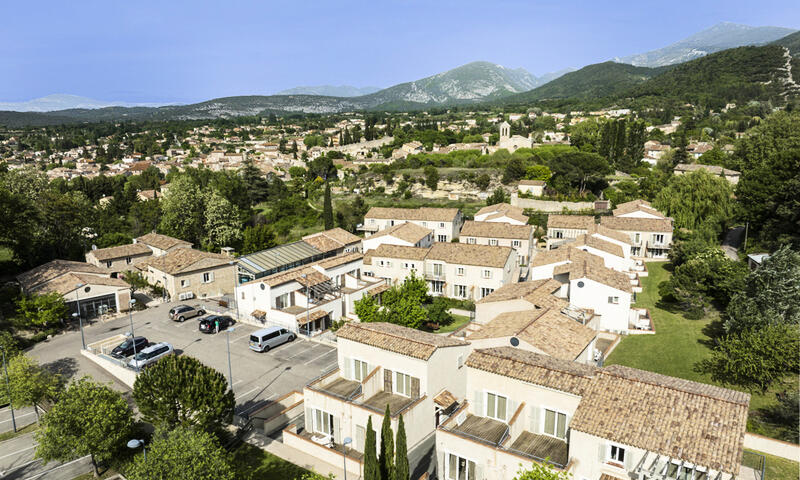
[
  {"left": 169, "top": 304, "right": 205, "bottom": 322},
  {"left": 198, "top": 315, "right": 234, "bottom": 334},
  {"left": 110, "top": 336, "right": 149, "bottom": 358}
]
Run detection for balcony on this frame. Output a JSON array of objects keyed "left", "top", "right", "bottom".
[
  {"left": 507, "top": 431, "right": 568, "bottom": 468},
  {"left": 424, "top": 271, "right": 446, "bottom": 281},
  {"left": 359, "top": 391, "right": 419, "bottom": 415},
  {"left": 307, "top": 369, "right": 362, "bottom": 401},
  {"left": 444, "top": 413, "right": 508, "bottom": 446},
  {"left": 628, "top": 308, "right": 654, "bottom": 334},
  {"left": 358, "top": 223, "right": 379, "bottom": 233}
]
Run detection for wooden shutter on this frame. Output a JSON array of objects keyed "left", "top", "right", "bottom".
[
  {"left": 343, "top": 357, "right": 352, "bottom": 379},
  {"left": 474, "top": 390, "right": 484, "bottom": 416},
  {"left": 624, "top": 448, "right": 633, "bottom": 471},
  {"left": 411, "top": 377, "right": 420, "bottom": 399},
  {"left": 305, "top": 407, "right": 314, "bottom": 433},
  {"left": 333, "top": 415, "right": 341, "bottom": 443},
  {"left": 384, "top": 369, "right": 393, "bottom": 392},
  {"left": 529, "top": 405, "right": 540, "bottom": 433}
]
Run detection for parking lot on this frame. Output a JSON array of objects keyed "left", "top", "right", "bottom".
[{"left": 29, "top": 299, "right": 339, "bottom": 417}]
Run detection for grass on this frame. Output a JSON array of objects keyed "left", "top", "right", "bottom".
[
  {"left": 0, "top": 422, "right": 38, "bottom": 442},
  {"left": 70, "top": 470, "right": 119, "bottom": 480},
  {"left": 231, "top": 443, "right": 310, "bottom": 480},
  {"left": 758, "top": 450, "right": 800, "bottom": 480},
  {"left": 435, "top": 314, "right": 471, "bottom": 333},
  {"left": 606, "top": 262, "right": 797, "bottom": 439}
]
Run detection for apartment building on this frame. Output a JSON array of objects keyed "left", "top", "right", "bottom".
[
  {"left": 364, "top": 243, "right": 518, "bottom": 301},
  {"left": 237, "top": 252, "right": 381, "bottom": 333},
  {"left": 600, "top": 216, "right": 673, "bottom": 259},
  {"left": 362, "top": 222, "right": 434, "bottom": 252},
  {"left": 85, "top": 242, "right": 154, "bottom": 272},
  {"left": 137, "top": 248, "right": 235, "bottom": 301},
  {"left": 546, "top": 215, "right": 595, "bottom": 250},
  {"left": 474, "top": 203, "right": 529, "bottom": 225},
  {"left": 359, "top": 207, "right": 463, "bottom": 242},
  {"left": 459, "top": 221, "right": 534, "bottom": 266},
  {"left": 436, "top": 347, "right": 750, "bottom": 480},
  {"left": 287, "top": 322, "right": 471, "bottom": 477}
]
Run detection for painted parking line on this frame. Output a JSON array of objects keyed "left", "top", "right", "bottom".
[
  {"left": 235, "top": 387, "right": 260, "bottom": 401},
  {"left": 0, "top": 444, "right": 36, "bottom": 461},
  {"left": 22, "top": 455, "right": 90, "bottom": 480},
  {"left": 304, "top": 348, "right": 336, "bottom": 365},
  {"left": 284, "top": 343, "right": 321, "bottom": 360},
  {"left": 0, "top": 411, "right": 36, "bottom": 424},
  {"left": 233, "top": 333, "right": 252, "bottom": 343}
]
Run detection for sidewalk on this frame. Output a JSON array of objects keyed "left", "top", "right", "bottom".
[{"left": 244, "top": 431, "right": 356, "bottom": 480}]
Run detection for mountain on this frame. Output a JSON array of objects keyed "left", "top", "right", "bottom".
[
  {"left": 615, "top": 22, "right": 797, "bottom": 67},
  {"left": 275, "top": 85, "right": 382, "bottom": 97},
  {"left": 771, "top": 31, "right": 800, "bottom": 57},
  {"left": 0, "top": 94, "right": 166, "bottom": 112}
]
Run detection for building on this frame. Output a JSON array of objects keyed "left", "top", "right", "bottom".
[
  {"left": 17, "top": 260, "right": 132, "bottom": 318},
  {"left": 497, "top": 121, "right": 533, "bottom": 152},
  {"left": 137, "top": 248, "right": 235, "bottom": 301},
  {"left": 474, "top": 203, "right": 529, "bottom": 225},
  {"left": 459, "top": 221, "right": 534, "bottom": 266},
  {"left": 286, "top": 322, "right": 471, "bottom": 477},
  {"left": 134, "top": 232, "right": 192, "bottom": 257},
  {"left": 601, "top": 200, "right": 674, "bottom": 259},
  {"left": 362, "top": 222, "right": 434, "bottom": 252},
  {"left": 546, "top": 215, "right": 595, "bottom": 250},
  {"left": 302, "top": 228, "right": 363, "bottom": 255},
  {"left": 673, "top": 163, "right": 740, "bottom": 185},
  {"left": 85, "top": 243, "right": 153, "bottom": 272},
  {"left": 517, "top": 180, "right": 545, "bottom": 197},
  {"left": 360, "top": 207, "right": 463, "bottom": 243},
  {"left": 364, "top": 243, "right": 518, "bottom": 301},
  {"left": 435, "top": 347, "right": 750, "bottom": 480},
  {"left": 237, "top": 241, "right": 330, "bottom": 283}
]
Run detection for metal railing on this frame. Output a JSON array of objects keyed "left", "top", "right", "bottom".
[{"left": 742, "top": 450, "right": 766, "bottom": 480}]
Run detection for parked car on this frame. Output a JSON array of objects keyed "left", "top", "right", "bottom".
[
  {"left": 249, "top": 326, "right": 295, "bottom": 352},
  {"left": 169, "top": 304, "right": 205, "bottom": 322},
  {"left": 128, "top": 342, "right": 174, "bottom": 369},
  {"left": 110, "top": 336, "right": 149, "bottom": 359},
  {"left": 198, "top": 315, "right": 234, "bottom": 334}
]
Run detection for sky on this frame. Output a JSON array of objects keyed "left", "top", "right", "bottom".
[{"left": 2, "top": 0, "right": 799, "bottom": 104}]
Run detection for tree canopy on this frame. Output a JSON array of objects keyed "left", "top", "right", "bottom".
[{"left": 126, "top": 427, "right": 235, "bottom": 480}]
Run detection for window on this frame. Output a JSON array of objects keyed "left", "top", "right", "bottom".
[
  {"left": 512, "top": 240, "right": 521, "bottom": 248},
  {"left": 395, "top": 372, "right": 411, "bottom": 397},
  {"left": 467, "top": 237, "right": 476, "bottom": 244},
  {"left": 653, "top": 234, "right": 665, "bottom": 245},
  {"left": 369, "top": 218, "right": 375, "bottom": 225},
  {"left": 353, "top": 359, "right": 369, "bottom": 381},
  {"left": 438, "top": 235, "right": 447, "bottom": 242},
  {"left": 203, "top": 272, "right": 214, "bottom": 283},
  {"left": 313, "top": 409, "right": 333, "bottom": 437},
  {"left": 489, "top": 239, "right": 498, "bottom": 246},
  {"left": 241, "top": 291, "right": 245, "bottom": 300},
  {"left": 485, "top": 392, "right": 507, "bottom": 421},
  {"left": 480, "top": 287, "right": 494, "bottom": 298},
  {"left": 439, "top": 222, "right": 445, "bottom": 228},
  {"left": 543, "top": 409, "right": 567, "bottom": 440},
  {"left": 379, "top": 260, "right": 385, "bottom": 267},
  {"left": 634, "top": 233, "right": 641, "bottom": 244},
  {"left": 180, "top": 279, "right": 190, "bottom": 287},
  {"left": 433, "top": 264, "right": 443, "bottom": 276},
  {"left": 608, "top": 444, "right": 625, "bottom": 464},
  {"left": 447, "top": 454, "right": 476, "bottom": 480},
  {"left": 126, "top": 256, "right": 132, "bottom": 264},
  {"left": 454, "top": 285, "right": 467, "bottom": 298},
  {"left": 431, "top": 281, "right": 444, "bottom": 294},
  {"left": 386, "top": 261, "right": 392, "bottom": 267},
  {"left": 275, "top": 293, "right": 290, "bottom": 309},
  {"left": 422, "top": 222, "right": 427, "bottom": 227},
  {"left": 106, "top": 260, "right": 113, "bottom": 268},
  {"left": 482, "top": 270, "right": 492, "bottom": 279},
  {"left": 608, "top": 296, "right": 619, "bottom": 304},
  {"left": 457, "top": 267, "right": 465, "bottom": 276},
  {"left": 555, "top": 231, "right": 564, "bottom": 239}
]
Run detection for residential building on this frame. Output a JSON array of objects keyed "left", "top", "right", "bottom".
[
  {"left": 546, "top": 215, "right": 595, "bottom": 250},
  {"left": 459, "top": 221, "right": 534, "bottom": 266},
  {"left": 302, "top": 228, "right": 363, "bottom": 255},
  {"left": 517, "top": 180, "right": 545, "bottom": 197},
  {"left": 237, "top": 241, "right": 331, "bottom": 283},
  {"left": 600, "top": 216, "right": 673, "bottom": 259},
  {"left": 673, "top": 163, "right": 740, "bottom": 184},
  {"left": 237, "top": 252, "right": 381, "bottom": 332},
  {"left": 474, "top": 203, "right": 529, "bottom": 226},
  {"left": 133, "top": 232, "right": 192, "bottom": 257},
  {"left": 17, "top": 260, "right": 131, "bottom": 317},
  {"left": 286, "top": 322, "right": 471, "bottom": 477},
  {"left": 473, "top": 279, "right": 571, "bottom": 325},
  {"left": 360, "top": 207, "right": 463, "bottom": 242},
  {"left": 137, "top": 248, "right": 235, "bottom": 301},
  {"left": 436, "top": 347, "right": 750, "bottom": 480},
  {"left": 85, "top": 243, "right": 153, "bottom": 272},
  {"left": 362, "top": 222, "right": 434, "bottom": 252}
]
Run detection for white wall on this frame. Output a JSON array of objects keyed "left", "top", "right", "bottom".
[{"left": 567, "top": 278, "right": 631, "bottom": 332}]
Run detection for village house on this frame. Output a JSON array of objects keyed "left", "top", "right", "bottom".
[
  {"left": 459, "top": 221, "right": 534, "bottom": 266},
  {"left": 137, "top": 248, "right": 235, "bottom": 301},
  {"left": 673, "top": 163, "right": 740, "bottom": 185},
  {"left": 517, "top": 180, "right": 545, "bottom": 197},
  {"left": 474, "top": 203, "right": 529, "bottom": 225},
  {"left": 546, "top": 215, "right": 595, "bottom": 250},
  {"left": 133, "top": 232, "right": 192, "bottom": 257},
  {"left": 497, "top": 122, "right": 534, "bottom": 152},
  {"left": 362, "top": 222, "right": 434, "bottom": 252},
  {"left": 301, "top": 228, "right": 363, "bottom": 255},
  {"left": 600, "top": 216, "right": 673, "bottom": 259},
  {"left": 85, "top": 243, "right": 153, "bottom": 272},
  {"left": 360, "top": 207, "right": 463, "bottom": 243}
]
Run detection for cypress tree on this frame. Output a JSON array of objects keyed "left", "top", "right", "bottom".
[
  {"left": 393, "top": 415, "right": 409, "bottom": 480},
  {"left": 364, "top": 416, "right": 380, "bottom": 480},
  {"left": 323, "top": 180, "right": 334, "bottom": 230},
  {"left": 379, "top": 405, "right": 394, "bottom": 480}
]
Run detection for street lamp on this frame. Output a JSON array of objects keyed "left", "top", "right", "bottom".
[
  {"left": 1, "top": 346, "right": 16, "bottom": 433},
  {"left": 128, "top": 299, "right": 138, "bottom": 361},
  {"left": 226, "top": 327, "right": 235, "bottom": 390},
  {"left": 74, "top": 283, "right": 87, "bottom": 349},
  {"left": 342, "top": 436, "right": 352, "bottom": 480},
  {"left": 126, "top": 438, "right": 146, "bottom": 461},
  {"left": 301, "top": 273, "right": 310, "bottom": 337}
]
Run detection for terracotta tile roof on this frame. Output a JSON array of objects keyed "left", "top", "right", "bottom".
[
  {"left": 17, "top": 260, "right": 108, "bottom": 291},
  {"left": 365, "top": 207, "right": 460, "bottom": 222},
  {"left": 674, "top": 163, "right": 740, "bottom": 176},
  {"left": 369, "top": 222, "right": 433, "bottom": 244},
  {"left": 470, "top": 308, "right": 596, "bottom": 361},
  {"left": 476, "top": 203, "right": 526, "bottom": 218},
  {"left": 86, "top": 243, "right": 152, "bottom": 262},
  {"left": 553, "top": 256, "right": 633, "bottom": 293},
  {"left": 302, "top": 228, "right": 361, "bottom": 252},
  {"left": 572, "top": 365, "right": 749, "bottom": 474},
  {"left": 434, "top": 390, "right": 458, "bottom": 408},
  {"left": 531, "top": 246, "right": 604, "bottom": 268},
  {"left": 585, "top": 223, "right": 633, "bottom": 245},
  {"left": 336, "top": 322, "right": 466, "bottom": 360},
  {"left": 30, "top": 271, "right": 128, "bottom": 296},
  {"left": 317, "top": 252, "right": 363, "bottom": 269},
  {"left": 518, "top": 180, "right": 545, "bottom": 186},
  {"left": 483, "top": 210, "right": 530, "bottom": 224},
  {"left": 140, "top": 248, "right": 230, "bottom": 275},
  {"left": 298, "top": 309, "right": 329, "bottom": 324},
  {"left": 600, "top": 216, "right": 673, "bottom": 233},
  {"left": 460, "top": 221, "right": 532, "bottom": 240},
  {"left": 547, "top": 215, "right": 595, "bottom": 230},
  {"left": 466, "top": 347, "right": 597, "bottom": 396},
  {"left": 259, "top": 252, "right": 361, "bottom": 287},
  {"left": 612, "top": 199, "right": 665, "bottom": 218},
  {"left": 571, "top": 234, "right": 625, "bottom": 258},
  {"left": 476, "top": 279, "right": 566, "bottom": 310},
  {"left": 135, "top": 232, "right": 192, "bottom": 250},
  {"left": 427, "top": 243, "right": 514, "bottom": 268},
  {"left": 301, "top": 234, "right": 343, "bottom": 253},
  {"left": 365, "top": 244, "right": 430, "bottom": 262}
]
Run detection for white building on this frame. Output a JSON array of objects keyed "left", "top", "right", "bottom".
[
  {"left": 360, "top": 207, "right": 463, "bottom": 243},
  {"left": 497, "top": 121, "right": 533, "bottom": 152},
  {"left": 517, "top": 180, "right": 545, "bottom": 197},
  {"left": 362, "top": 222, "right": 433, "bottom": 252},
  {"left": 474, "top": 203, "right": 529, "bottom": 225},
  {"left": 459, "top": 221, "right": 534, "bottom": 266}
]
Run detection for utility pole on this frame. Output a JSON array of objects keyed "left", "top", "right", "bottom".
[{"left": 2, "top": 347, "right": 16, "bottom": 433}]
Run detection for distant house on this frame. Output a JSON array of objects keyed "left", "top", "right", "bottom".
[
  {"left": 474, "top": 203, "right": 529, "bottom": 225},
  {"left": 360, "top": 207, "right": 463, "bottom": 243},
  {"left": 362, "top": 222, "right": 434, "bottom": 252},
  {"left": 747, "top": 253, "right": 770, "bottom": 269},
  {"left": 459, "top": 221, "right": 534, "bottom": 266},
  {"left": 673, "top": 163, "right": 740, "bottom": 185},
  {"left": 302, "top": 228, "right": 362, "bottom": 255},
  {"left": 517, "top": 179, "right": 545, "bottom": 197},
  {"left": 497, "top": 121, "right": 533, "bottom": 152},
  {"left": 546, "top": 215, "right": 595, "bottom": 250},
  {"left": 134, "top": 232, "right": 192, "bottom": 257}
]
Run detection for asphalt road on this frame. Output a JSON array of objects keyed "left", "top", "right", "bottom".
[
  {"left": 0, "top": 431, "right": 92, "bottom": 480},
  {"left": 0, "top": 407, "right": 37, "bottom": 435}
]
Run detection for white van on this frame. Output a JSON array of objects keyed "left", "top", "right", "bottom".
[
  {"left": 128, "top": 342, "right": 174, "bottom": 369},
  {"left": 249, "top": 326, "right": 295, "bottom": 352}
]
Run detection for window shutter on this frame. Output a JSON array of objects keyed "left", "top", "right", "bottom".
[
  {"left": 473, "top": 462, "right": 482, "bottom": 480},
  {"left": 508, "top": 399, "right": 518, "bottom": 421},
  {"left": 384, "top": 369, "right": 393, "bottom": 392},
  {"left": 598, "top": 444, "right": 607, "bottom": 462},
  {"left": 343, "top": 357, "right": 352, "bottom": 379},
  {"left": 411, "top": 377, "right": 420, "bottom": 400},
  {"left": 624, "top": 449, "right": 633, "bottom": 471},
  {"left": 209, "top": 271, "right": 215, "bottom": 282},
  {"left": 305, "top": 407, "right": 314, "bottom": 433},
  {"left": 530, "top": 406, "right": 540, "bottom": 433},
  {"left": 333, "top": 415, "right": 341, "bottom": 444},
  {"left": 474, "top": 390, "right": 484, "bottom": 416}
]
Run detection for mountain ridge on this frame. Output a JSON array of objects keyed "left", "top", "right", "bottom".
[
  {"left": 0, "top": 94, "right": 169, "bottom": 112},
  {"left": 275, "top": 85, "right": 382, "bottom": 97}
]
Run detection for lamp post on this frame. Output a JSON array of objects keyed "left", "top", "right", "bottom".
[
  {"left": 128, "top": 299, "right": 138, "bottom": 360},
  {"left": 342, "top": 436, "right": 352, "bottom": 480},
  {"left": 126, "top": 438, "right": 146, "bottom": 461},
  {"left": 301, "top": 274, "right": 310, "bottom": 336},
  {"left": 1, "top": 346, "right": 16, "bottom": 433},
  {"left": 225, "top": 326, "right": 235, "bottom": 390},
  {"left": 74, "top": 283, "right": 86, "bottom": 349}
]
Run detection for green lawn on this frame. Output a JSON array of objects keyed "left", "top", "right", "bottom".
[
  {"left": 435, "top": 314, "right": 471, "bottom": 333},
  {"left": 231, "top": 443, "right": 310, "bottom": 480},
  {"left": 759, "top": 450, "right": 800, "bottom": 480},
  {"left": 0, "top": 422, "right": 37, "bottom": 442},
  {"left": 606, "top": 262, "right": 797, "bottom": 438}
]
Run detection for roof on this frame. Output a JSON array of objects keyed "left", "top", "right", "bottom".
[
  {"left": 466, "top": 347, "right": 597, "bottom": 396},
  {"left": 302, "top": 228, "right": 361, "bottom": 253},
  {"left": 336, "top": 322, "right": 466, "bottom": 360},
  {"left": 600, "top": 216, "right": 673, "bottom": 233},
  {"left": 87, "top": 243, "right": 152, "bottom": 262},
  {"left": 571, "top": 365, "right": 749, "bottom": 474},
  {"left": 470, "top": 308, "right": 596, "bottom": 361},
  {"left": 140, "top": 249, "right": 231, "bottom": 276},
  {"left": 31, "top": 272, "right": 129, "bottom": 296},
  {"left": 571, "top": 234, "right": 625, "bottom": 258},
  {"left": 612, "top": 199, "right": 665, "bottom": 218},
  {"left": 476, "top": 279, "right": 567, "bottom": 310},
  {"left": 518, "top": 180, "right": 545, "bottom": 186},
  {"left": 674, "top": 163, "right": 740, "bottom": 176},
  {"left": 434, "top": 390, "right": 458, "bottom": 408},
  {"left": 135, "top": 232, "right": 192, "bottom": 251},
  {"left": 426, "top": 243, "right": 514, "bottom": 268},
  {"left": 460, "top": 221, "right": 532, "bottom": 240},
  {"left": 547, "top": 214, "right": 595, "bottom": 230},
  {"left": 17, "top": 260, "right": 108, "bottom": 291},
  {"left": 585, "top": 223, "right": 633, "bottom": 245},
  {"left": 365, "top": 244, "right": 430, "bottom": 262},
  {"left": 238, "top": 241, "right": 322, "bottom": 275},
  {"left": 531, "top": 246, "right": 604, "bottom": 268},
  {"left": 475, "top": 203, "right": 529, "bottom": 224},
  {"left": 553, "top": 256, "right": 633, "bottom": 293},
  {"left": 317, "top": 252, "right": 363, "bottom": 269},
  {"left": 259, "top": 252, "right": 362, "bottom": 287},
  {"left": 364, "top": 207, "right": 460, "bottom": 222},
  {"left": 369, "top": 222, "right": 433, "bottom": 244}
]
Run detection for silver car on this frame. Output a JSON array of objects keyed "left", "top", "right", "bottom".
[
  {"left": 249, "top": 327, "right": 295, "bottom": 352},
  {"left": 128, "top": 342, "right": 174, "bottom": 369}
]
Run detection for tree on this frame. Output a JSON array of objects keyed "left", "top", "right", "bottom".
[
  {"left": 132, "top": 355, "right": 234, "bottom": 433},
  {"left": 35, "top": 378, "right": 133, "bottom": 477},
  {"left": 16, "top": 292, "right": 68, "bottom": 330},
  {"left": 242, "top": 224, "right": 276, "bottom": 254},
  {"left": 474, "top": 173, "right": 490, "bottom": 191},
  {"left": 502, "top": 157, "right": 526, "bottom": 184},
  {"left": 427, "top": 297, "right": 454, "bottom": 327},
  {"left": 525, "top": 164, "right": 552, "bottom": 183},
  {"left": 159, "top": 176, "right": 205, "bottom": 244},
  {"left": 323, "top": 181, "right": 334, "bottom": 230},
  {"left": 355, "top": 273, "right": 429, "bottom": 329},
  {"left": 6, "top": 355, "right": 63, "bottom": 421},
  {"left": 126, "top": 427, "right": 234, "bottom": 480},
  {"left": 547, "top": 151, "right": 610, "bottom": 196},
  {"left": 203, "top": 191, "right": 243, "bottom": 250},
  {"left": 423, "top": 166, "right": 439, "bottom": 191},
  {"left": 513, "top": 462, "right": 571, "bottom": 480},
  {"left": 393, "top": 415, "right": 409, "bottom": 480},
  {"left": 364, "top": 416, "right": 380, "bottom": 480},
  {"left": 379, "top": 405, "right": 394, "bottom": 480},
  {"left": 486, "top": 188, "right": 508, "bottom": 206},
  {"left": 654, "top": 170, "right": 734, "bottom": 239}
]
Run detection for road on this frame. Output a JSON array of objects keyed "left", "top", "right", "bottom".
[
  {"left": 0, "top": 431, "right": 92, "bottom": 480},
  {"left": 0, "top": 407, "right": 37, "bottom": 435}
]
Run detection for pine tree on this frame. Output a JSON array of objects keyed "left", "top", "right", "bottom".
[
  {"left": 364, "top": 416, "right": 380, "bottom": 480},
  {"left": 393, "top": 415, "right": 409, "bottom": 480},
  {"left": 379, "top": 405, "right": 394, "bottom": 480},
  {"left": 322, "top": 181, "right": 334, "bottom": 230}
]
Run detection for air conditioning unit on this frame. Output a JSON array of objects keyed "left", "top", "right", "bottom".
[{"left": 178, "top": 292, "right": 194, "bottom": 301}]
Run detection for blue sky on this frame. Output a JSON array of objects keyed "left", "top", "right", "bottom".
[{"left": 2, "top": 0, "right": 798, "bottom": 104}]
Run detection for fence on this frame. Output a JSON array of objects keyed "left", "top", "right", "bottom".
[{"left": 741, "top": 450, "right": 765, "bottom": 480}]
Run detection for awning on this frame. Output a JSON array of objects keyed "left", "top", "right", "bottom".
[
  {"left": 368, "top": 283, "right": 391, "bottom": 296},
  {"left": 297, "top": 309, "right": 328, "bottom": 326},
  {"left": 434, "top": 389, "right": 458, "bottom": 409},
  {"left": 251, "top": 310, "right": 266, "bottom": 319}
]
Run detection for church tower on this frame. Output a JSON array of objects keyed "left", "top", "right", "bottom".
[{"left": 499, "top": 121, "right": 511, "bottom": 139}]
